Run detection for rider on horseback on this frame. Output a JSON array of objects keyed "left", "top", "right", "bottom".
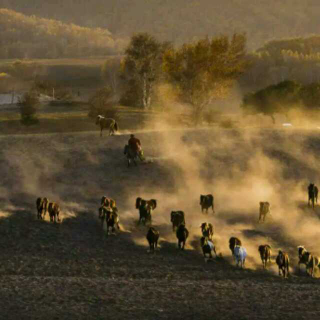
[{"left": 128, "top": 134, "right": 145, "bottom": 161}]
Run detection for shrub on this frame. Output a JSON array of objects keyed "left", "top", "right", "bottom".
[{"left": 19, "top": 91, "right": 39, "bottom": 126}]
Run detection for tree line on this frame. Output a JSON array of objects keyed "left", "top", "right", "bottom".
[
  {"left": 0, "top": 9, "right": 125, "bottom": 59},
  {"left": 94, "top": 33, "right": 320, "bottom": 125},
  {"left": 16, "top": 31, "right": 320, "bottom": 126},
  {"left": 3, "top": 0, "right": 320, "bottom": 50},
  {"left": 90, "top": 32, "right": 248, "bottom": 125}
]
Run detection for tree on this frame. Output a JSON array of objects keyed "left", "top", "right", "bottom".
[
  {"left": 121, "top": 33, "right": 169, "bottom": 109},
  {"left": 101, "top": 57, "right": 122, "bottom": 98},
  {"left": 241, "top": 80, "right": 302, "bottom": 123},
  {"left": 299, "top": 82, "right": 320, "bottom": 108},
  {"left": 19, "top": 91, "right": 40, "bottom": 125},
  {"left": 88, "top": 86, "right": 117, "bottom": 119},
  {"left": 163, "top": 34, "right": 248, "bottom": 124}
]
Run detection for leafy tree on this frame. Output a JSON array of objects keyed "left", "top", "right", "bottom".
[
  {"left": 299, "top": 83, "right": 320, "bottom": 108},
  {"left": 101, "top": 57, "right": 122, "bottom": 97},
  {"left": 19, "top": 91, "right": 40, "bottom": 125},
  {"left": 241, "top": 80, "right": 302, "bottom": 123},
  {"left": 121, "top": 33, "right": 169, "bottom": 109},
  {"left": 163, "top": 34, "right": 248, "bottom": 124},
  {"left": 88, "top": 86, "right": 117, "bottom": 119}
]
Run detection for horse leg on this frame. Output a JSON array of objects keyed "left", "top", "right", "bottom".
[{"left": 313, "top": 197, "right": 315, "bottom": 209}]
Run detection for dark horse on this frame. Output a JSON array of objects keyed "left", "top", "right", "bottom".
[
  {"left": 308, "top": 183, "right": 318, "bottom": 209},
  {"left": 96, "top": 115, "right": 118, "bottom": 137},
  {"left": 124, "top": 145, "right": 140, "bottom": 167},
  {"left": 136, "top": 198, "right": 157, "bottom": 225}
]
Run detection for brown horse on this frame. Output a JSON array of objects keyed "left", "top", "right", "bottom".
[
  {"left": 200, "top": 222, "right": 214, "bottom": 241},
  {"left": 106, "top": 209, "right": 120, "bottom": 236},
  {"left": 276, "top": 250, "right": 290, "bottom": 278},
  {"left": 36, "top": 197, "right": 49, "bottom": 220},
  {"left": 146, "top": 227, "right": 160, "bottom": 253},
  {"left": 258, "top": 245, "right": 272, "bottom": 269},
  {"left": 48, "top": 202, "right": 61, "bottom": 223},
  {"left": 96, "top": 115, "right": 118, "bottom": 137},
  {"left": 101, "top": 196, "right": 116, "bottom": 208}
]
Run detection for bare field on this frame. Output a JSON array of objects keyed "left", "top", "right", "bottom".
[{"left": 1, "top": 127, "right": 320, "bottom": 319}]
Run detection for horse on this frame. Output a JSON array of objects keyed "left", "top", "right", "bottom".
[
  {"left": 36, "top": 197, "right": 49, "bottom": 220},
  {"left": 200, "top": 222, "right": 214, "bottom": 241},
  {"left": 171, "top": 211, "right": 185, "bottom": 232},
  {"left": 259, "top": 202, "right": 270, "bottom": 223},
  {"left": 176, "top": 224, "right": 189, "bottom": 250},
  {"left": 105, "top": 209, "right": 120, "bottom": 236},
  {"left": 303, "top": 252, "right": 320, "bottom": 278},
  {"left": 308, "top": 183, "right": 318, "bottom": 209},
  {"left": 136, "top": 198, "right": 157, "bottom": 225},
  {"left": 258, "top": 245, "right": 272, "bottom": 269},
  {"left": 124, "top": 145, "right": 140, "bottom": 167},
  {"left": 229, "top": 237, "right": 242, "bottom": 256},
  {"left": 100, "top": 197, "right": 116, "bottom": 208},
  {"left": 48, "top": 202, "right": 61, "bottom": 223},
  {"left": 200, "top": 194, "right": 214, "bottom": 214},
  {"left": 276, "top": 250, "right": 290, "bottom": 278},
  {"left": 234, "top": 245, "right": 247, "bottom": 268},
  {"left": 146, "top": 227, "right": 160, "bottom": 253},
  {"left": 96, "top": 115, "right": 118, "bottom": 137},
  {"left": 200, "top": 236, "right": 217, "bottom": 259}
]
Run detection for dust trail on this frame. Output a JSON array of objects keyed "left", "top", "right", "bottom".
[
  {"left": 2, "top": 120, "right": 320, "bottom": 274},
  {"left": 125, "top": 122, "right": 320, "bottom": 272}
]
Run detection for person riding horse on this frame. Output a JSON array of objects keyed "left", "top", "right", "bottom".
[{"left": 128, "top": 134, "right": 145, "bottom": 161}]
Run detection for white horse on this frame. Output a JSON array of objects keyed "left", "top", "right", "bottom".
[
  {"left": 96, "top": 115, "right": 118, "bottom": 137},
  {"left": 234, "top": 245, "right": 247, "bottom": 268}
]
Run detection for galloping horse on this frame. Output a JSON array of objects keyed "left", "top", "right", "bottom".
[
  {"left": 308, "top": 183, "right": 318, "bottom": 209},
  {"left": 96, "top": 115, "right": 119, "bottom": 137},
  {"left": 124, "top": 145, "right": 140, "bottom": 167}
]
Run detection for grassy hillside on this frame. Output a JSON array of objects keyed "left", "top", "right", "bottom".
[
  {"left": 1, "top": 0, "right": 320, "bottom": 49},
  {"left": 0, "top": 9, "right": 125, "bottom": 59}
]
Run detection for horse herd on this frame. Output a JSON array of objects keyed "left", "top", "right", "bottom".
[{"left": 35, "top": 186, "right": 320, "bottom": 279}]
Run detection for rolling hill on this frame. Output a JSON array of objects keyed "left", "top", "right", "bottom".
[
  {"left": 1, "top": 0, "right": 320, "bottom": 49},
  {"left": 0, "top": 9, "right": 125, "bottom": 59}
]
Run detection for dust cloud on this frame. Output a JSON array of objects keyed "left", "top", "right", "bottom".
[{"left": 1, "top": 114, "right": 320, "bottom": 274}]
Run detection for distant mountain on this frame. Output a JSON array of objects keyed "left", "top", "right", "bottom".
[
  {"left": 1, "top": 0, "right": 320, "bottom": 49},
  {"left": 0, "top": 9, "right": 125, "bottom": 59}
]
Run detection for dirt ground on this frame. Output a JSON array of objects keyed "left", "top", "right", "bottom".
[{"left": 1, "top": 127, "right": 320, "bottom": 319}]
